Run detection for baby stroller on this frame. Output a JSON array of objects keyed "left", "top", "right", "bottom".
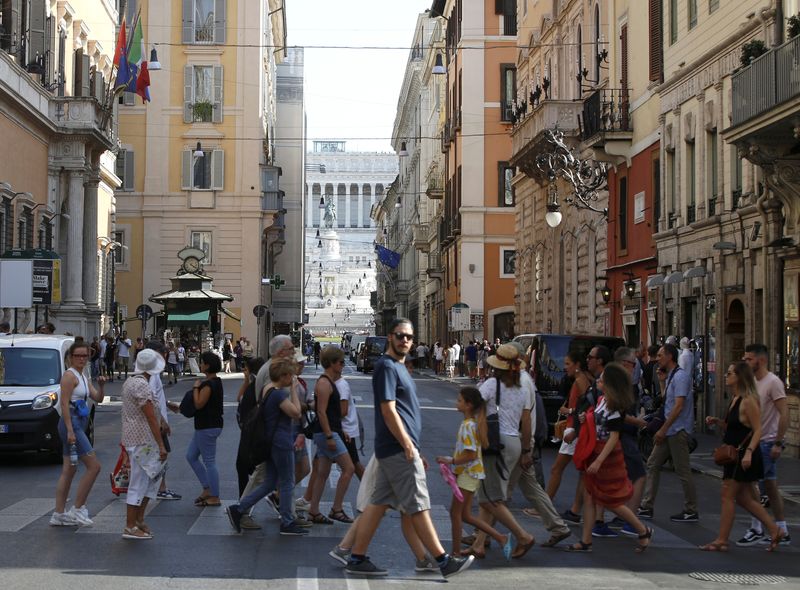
[{"left": 110, "top": 443, "right": 130, "bottom": 496}]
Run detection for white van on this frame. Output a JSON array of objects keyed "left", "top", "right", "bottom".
[{"left": 0, "top": 335, "right": 94, "bottom": 457}]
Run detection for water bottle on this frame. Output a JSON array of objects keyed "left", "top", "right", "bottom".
[{"left": 69, "top": 443, "right": 78, "bottom": 466}]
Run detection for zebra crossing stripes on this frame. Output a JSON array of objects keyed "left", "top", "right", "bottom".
[{"left": 0, "top": 498, "right": 54, "bottom": 532}]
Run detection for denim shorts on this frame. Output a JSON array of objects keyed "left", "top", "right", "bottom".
[
  {"left": 57, "top": 414, "right": 93, "bottom": 457},
  {"left": 759, "top": 441, "right": 778, "bottom": 480},
  {"left": 313, "top": 432, "right": 348, "bottom": 460}
]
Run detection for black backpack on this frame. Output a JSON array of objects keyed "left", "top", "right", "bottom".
[{"left": 240, "top": 386, "right": 276, "bottom": 465}]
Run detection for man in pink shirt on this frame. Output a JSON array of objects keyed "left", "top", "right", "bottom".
[{"left": 737, "top": 344, "right": 790, "bottom": 547}]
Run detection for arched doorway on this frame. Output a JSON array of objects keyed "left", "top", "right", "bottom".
[{"left": 724, "top": 298, "right": 746, "bottom": 399}]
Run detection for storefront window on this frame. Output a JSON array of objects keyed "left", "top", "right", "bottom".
[{"left": 784, "top": 272, "right": 799, "bottom": 389}]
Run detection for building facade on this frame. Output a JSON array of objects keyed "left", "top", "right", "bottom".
[
  {"left": 0, "top": 0, "right": 120, "bottom": 337},
  {"left": 429, "top": 0, "right": 517, "bottom": 344},
  {"left": 114, "top": 0, "right": 286, "bottom": 349},
  {"left": 303, "top": 141, "right": 396, "bottom": 336}
]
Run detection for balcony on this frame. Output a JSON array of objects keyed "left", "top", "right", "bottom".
[
  {"left": 441, "top": 122, "right": 450, "bottom": 153},
  {"left": 453, "top": 108, "right": 462, "bottom": 131},
  {"left": 581, "top": 88, "right": 632, "bottom": 140},
  {"left": 510, "top": 100, "right": 583, "bottom": 180},
  {"left": 686, "top": 204, "right": 696, "bottom": 224},
  {"left": 262, "top": 191, "right": 283, "bottom": 211},
  {"left": 426, "top": 252, "right": 444, "bottom": 280},
  {"left": 439, "top": 218, "right": 452, "bottom": 246},
  {"left": 413, "top": 223, "right": 430, "bottom": 251},
  {"left": 425, "top": 164, "right": 444, "bottom": 199},
  {"left": 49, "top": 96, "right": 114, "bottom": 149}
]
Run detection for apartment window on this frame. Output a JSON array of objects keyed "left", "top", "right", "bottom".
[
  {"left": 707, "top": 130, "right": 718, "bottom": 212},
  {"left": 500, "top": 247, "right": 516, "bottom": 278},
  {"left": 113, "top": 230, "right": 126, "bottom": 265},
  {"left": 115, "top": 149, "right": 135, "bottom": 191},
  {"left": 670, "top": 0, "right": 678, "bottom": 44},
  {"left": 732, "top": 146, "right": 743, "bottom": 206},
  {"left": 619, "top": 176, "right": 628, "bottom": 251},
  {"left": 181, "top": 148, "right": 224, "bottom": 191},
  {"left": 688, "top": 0, "right": 698, "bottom": 29},
  {"left": 687, "top": 141, "right": 696, "bottom": 222},
  {"left": 497, "top": 0, "right": 517, "bottom": 36},
  {"left": 183, "top": 0, "right": 226, "bottom": 44},
  {"left": 652, "top": 156, "right": 661, "bottom": 229},
  {"left": 38, "top": 217, "right": 53, "bottom": 250},
  {"left": 667, "top": 150, "right": 676, "bottom": 225},
  {"left": 17, "top": 207, "right": 33, "bottom": 250},
  {"left": 184, "top": 65, "right": 223, "bottom": 123},
  {"left": 649, "top": 0, "right": 664, "bottom": 82},
  {"left": 500, "top": 64, "right": 516, "bottom": 122},
  {"left": 709, "top": 0, "right": 719, "bottom": 12},
  {"left": 0, "top": 200, "right": 9, "bottom": 252},
  {"left": 125, "top": 0, "right": 138, "bottom": 24},
  {"left": 190, "top": 230, "right": 212, "bottom": 264},
  {"left": 498, "top": 162, "right": 515, "bottom": 206}
]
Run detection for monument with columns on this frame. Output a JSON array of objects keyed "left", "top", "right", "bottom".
[{"left": 304, "top": 142, "right": 397, "bottom": 336}]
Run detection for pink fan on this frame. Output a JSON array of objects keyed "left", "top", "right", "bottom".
[{"left": 439, "top": 463, "right": 464, "bottom": 502}]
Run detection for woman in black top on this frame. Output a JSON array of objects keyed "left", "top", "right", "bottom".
[
  {"left": 187, "top": 351, "right": 224, "bottom": 507},
  {"left": 235, "top": 356, "right": 266, "bottom": 497},
  {"left": 701, "top": 361, "right": 783, "bottom": 552}
]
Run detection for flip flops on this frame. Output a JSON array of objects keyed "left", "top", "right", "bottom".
[{"left": 511, "top": 537, "right": 536, "bottom": 558}]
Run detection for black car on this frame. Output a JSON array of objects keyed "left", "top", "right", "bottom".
[
  {"left": 513, "top": 333, "right": 626, "bottom": 434},
  {"left": 359, "top": 336, "right": 388, "bottom": 373}
]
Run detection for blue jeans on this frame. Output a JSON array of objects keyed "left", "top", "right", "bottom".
[
  {"left": 186, "top": 428, "right": 222, "bottom": 497},
  {"left": 239, "top": 446, "right": 295, "bottom": 526}
]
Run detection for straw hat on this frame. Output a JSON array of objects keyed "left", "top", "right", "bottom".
[
  {"left": 487, "top": 343, "right": 525, "bottom": 371},
  {"left": 134, "top": 348, "right": 166, "bottom": 375}
]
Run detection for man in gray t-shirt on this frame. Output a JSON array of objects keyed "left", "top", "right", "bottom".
[{"left": 639, "top": 343, "right": 698, "bottom": 522}]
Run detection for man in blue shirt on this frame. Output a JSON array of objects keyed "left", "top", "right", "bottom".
[
  {"left": 345, "top": 318, "right": 473, "bottom": 580},
  {"left": 638, "top": 343, "right": 699, "bottom": 522}
]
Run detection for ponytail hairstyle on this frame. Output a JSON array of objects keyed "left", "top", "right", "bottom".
[{"left": 459, "top": 386, "right": 488, "bottom": 448}]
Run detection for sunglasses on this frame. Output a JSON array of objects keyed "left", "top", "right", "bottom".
[{"left": 393, "top": 332, "right": 414, "bottom": 341}]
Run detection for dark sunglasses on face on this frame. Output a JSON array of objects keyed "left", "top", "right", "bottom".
[{"left": 393, "top": 332, "right": 414, "bottom": 341}]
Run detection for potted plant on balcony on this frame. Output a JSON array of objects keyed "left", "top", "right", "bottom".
[
  {"left": 192, "top": 100, "right": 213, "bottom": 122},
  {"left": 788, "top": 14, "right": 800, "bottom": 40},
  {"left": 740, "top": 39, "right": 767, "bottom": 67}
]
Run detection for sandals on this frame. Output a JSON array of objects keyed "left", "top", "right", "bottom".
[
  {"left": 502, "top": 535, "right": 516, "bottom": 561},
  {"left": 635, "top": 527, "right": 654, "bottom": 553},
  {"left": 542, "top": 530, "right": 571, "bottom": 548},
  {"left": 308, "top": 512, "right": 334, "bottom": 525},
  {"left": 122, "top": 526, "right": 152, "bottom": 540},
  {"left": 328, "top": 509, "right": 354, "bottom": 524},
  {"left": 699, "top": 541, "right": 729, "bottom": 552},
  {"left": 511, "top": 536, "right": 536, "bottom": 559},
  {"left": 194, "top": 498, "right": 221, "bottom": 507},
  {"left": 135, "top": 521, "right": 153, "bottom": 536},
  {"left": 565, "top": 541, "right": 593, "bottom": 553},
  {"left": 461, "top": 547, "right": 485, "bottom": 559}
]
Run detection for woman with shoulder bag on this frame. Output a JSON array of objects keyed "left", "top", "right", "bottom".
[
  {"left": 700, "top": 361, "right": 784, "bottom": 552},
  {"left": 187, "top": 351, "right": 224, "bottom": 507},
  {"left": 51, "top": 342, "right": 106, "bottom": 527}
]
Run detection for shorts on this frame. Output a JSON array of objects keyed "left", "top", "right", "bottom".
[
  {"left": 117, "top": 357, "right": 130, "bottom": 369},
  {"left": 344, "top": 436, "right": 361, "bottom": 465},
  {"left": 457, "top": 471, "right": 480, "bottom": 493},
  {"left": 620, "top": 433, "right": 646, "bottom": 482},
  {"left": 372, "top": 449, "right": 431, "bottom": 515},
  {"left": 125, "top": 445, "right": 160, "bottom": 506},
  {"left": 313, "top": 432, "right": 348, "bottom": 460},
  {"left": 57, "top": 414, "right": 93, "bottom": 457},
  {"left": 356, "top": 454, "right": 382, "bottom": 513},
  {"left": 760, "top": 440, "right": 778, "bottom": 480},
  {"left": 466, "top": 361, "right": 476, "bottom": 370}
]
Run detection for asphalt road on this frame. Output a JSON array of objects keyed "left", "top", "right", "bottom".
[{"left": 0, "top": 360, "right": 798, "bottom": 590}]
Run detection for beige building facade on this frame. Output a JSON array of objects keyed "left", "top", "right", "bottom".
[
  {"left": 1, "top": 0, "right": 120, "bottom": 337},
  {"left": 115, "top": 0, "right": 286, "bottom": 348}
]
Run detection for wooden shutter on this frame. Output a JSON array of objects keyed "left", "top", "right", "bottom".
[
  {"left": 211, "top": 150, "right": 225, "bottom": 191},
  {"left": 124, "top": 150, "right": 135, "bottom": 191},
  {"left": 74, "top": 49, "right": 90, "bottom": 96},
  {"left": 181, "top": 150, "right": 192, "bottom": 190},
  {"left": 184, "top": 65, "right": 194, "bottom": 122},
  {"left": 214, "top": 0, "right": 226, "bottom": 44},
  {"left": 620, "top": 25, "right": 628, "bottom": 91},
  {"left": 649, "top": 0, "right": 663, "bottom": 82},
  {"left": 212, "top": 65, "right": 223, "bottom": 123},
  {"left": 116, "top": 151, "right": 126, "bottom": 183},
  {"left": 3, "top": 0, "right": 20, "bottom": 55},
  {"left": 28, "top": 0, "right": 47, "bottom": 68},
  {"left": 182, "top": 0, "right": 194, "bottom": 43},
  {"left": 92, "top": 70, "right": 105, "bottom": 102}
]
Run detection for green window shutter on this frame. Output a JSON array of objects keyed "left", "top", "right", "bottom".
[{"left": 212, "top": 65, "right": 223, "bottom": 123}]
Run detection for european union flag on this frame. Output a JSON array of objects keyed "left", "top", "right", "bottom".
[{"left": 375, "top": 244, "right": 401, "bottom": 269}]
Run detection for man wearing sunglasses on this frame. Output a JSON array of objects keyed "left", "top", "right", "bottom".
[{"left": 345, "top": 318, "right": 473, "bottom": 579}]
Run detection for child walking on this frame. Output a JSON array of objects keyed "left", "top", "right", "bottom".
[{"left": 437, "top": 386, "right": 515, "bottom": 560}]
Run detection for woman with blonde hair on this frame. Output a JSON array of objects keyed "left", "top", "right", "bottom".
[{"left": 700, "top": 361, "right": 784, "bottom": 551}]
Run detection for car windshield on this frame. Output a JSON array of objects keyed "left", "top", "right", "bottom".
[
  {"left": 532, "top": 337, "right": 570, "bottom": 392},
  {"left": 0, "top": 347, "right": 62, "bottom": 386},
  {"left": 366, "top": 338, "right": 387, "bottom": 355}
]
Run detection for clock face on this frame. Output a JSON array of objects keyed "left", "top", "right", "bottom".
[{"left": 184, "top": 257, "right": 200, "bottom": 273}]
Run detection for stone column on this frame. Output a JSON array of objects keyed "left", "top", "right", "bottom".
[
  {"left": 345, "top": 184, "right": 351, "bottom": 228},
  {"left": 357, "top": 187, "right": 363, "bottom": 228},
  {"left": 82, "top": 170, "right": 100, "bottom": 307},
  {"left": 307, "top": 183, "right": 313, "bottom": 227},
  {"left": 64, "top": 170, "right": 85, "bottom": 305},
  {"left": 370, "top": 184, "right": 376, "bottom": 227}
]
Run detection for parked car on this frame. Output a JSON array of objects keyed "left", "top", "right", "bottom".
[
  {"left": 359, "top": 336, "right": 388, "bottom": 373},
  {"left": 0, "top": 335, "right": 95, "bottom": 458},
  {"left": 349, "top": 335, "right": 368, "bottom": 362},
  {"left": 513, "top": 333, "right": 626, "bottom": 435},
  {"left": 355, "top": 342, "right": 367, "bottom": 371}
]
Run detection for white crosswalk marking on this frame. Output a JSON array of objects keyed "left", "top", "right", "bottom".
[
  {"left": 187, "top": 500, "right": 240, "bottom": 535},
  {"left": 345, "top": 574, "right": 370, "bottom": 590},
  {"left": 0, "top": 499, "right": 54, "bottom": 532},
  {"left": 76, "top": 497, "right": 158, "bottom": 534},
  {"left": 296, "top": 567, "right": 319, "bottom": 590}
]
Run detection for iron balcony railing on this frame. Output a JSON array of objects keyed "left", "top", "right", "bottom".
[
  {"left": 581, "top": 88, "right": 632, "bottom": 140},
  {"left": 731, "top": 35, "right": 800, "bottom": 126},
  {"left": 427, "top": 252, "right": 442, "bottom": 272}
]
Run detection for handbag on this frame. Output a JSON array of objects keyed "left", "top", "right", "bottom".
[
  {"left": 572, "top": 407, "right": 597, "bottom": 471},
  {"left": 554, "top": 418, "right": 568, "bottom": 440},
  {"left": 482, "top": 378, "right": 503, "bottom": 456},
  {"left": 713, "top": 444, "right": 738, "bottom": 466},
  {"left": 179, "top": 389, "right": 196, "bottom": 418}
]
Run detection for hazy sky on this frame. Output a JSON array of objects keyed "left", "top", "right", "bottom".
[{"left": 286, "top": 1, "right": 427, "bottom": 153}]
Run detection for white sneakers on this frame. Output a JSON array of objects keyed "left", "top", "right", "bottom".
[{"left": 49, "top": 506, "right": 93, "bottom": 527}]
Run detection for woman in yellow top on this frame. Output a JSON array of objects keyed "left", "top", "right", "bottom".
[{"left": 437, "top": 386, "right": 513, "bottom": 560}]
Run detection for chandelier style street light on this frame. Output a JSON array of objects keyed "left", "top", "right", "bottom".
[{"left": 535, "top": 128, "right": 609, "bottom": 222}]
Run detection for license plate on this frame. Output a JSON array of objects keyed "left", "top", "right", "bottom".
[{"left": 0, "top": 425, "right": 8, "bottom": 433}]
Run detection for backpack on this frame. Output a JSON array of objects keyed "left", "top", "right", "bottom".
[{"left": 240, "top": 387, "right": 276, "bottom": 466}]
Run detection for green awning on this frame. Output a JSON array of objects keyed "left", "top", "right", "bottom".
[{"left": 167, "top": 310, "right": 210, "bottom": 325}]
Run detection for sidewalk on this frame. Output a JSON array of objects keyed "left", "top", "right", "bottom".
[{"left": 419, "top": 367, "right": 800, "bottom": 506}]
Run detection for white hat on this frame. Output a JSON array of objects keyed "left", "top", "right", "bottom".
[
  {"left": 134, "top": 348, "right": 166, "bottom": 375},
  {"left": 679, "top": 336, "right": 690, "bottom": 349}
]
